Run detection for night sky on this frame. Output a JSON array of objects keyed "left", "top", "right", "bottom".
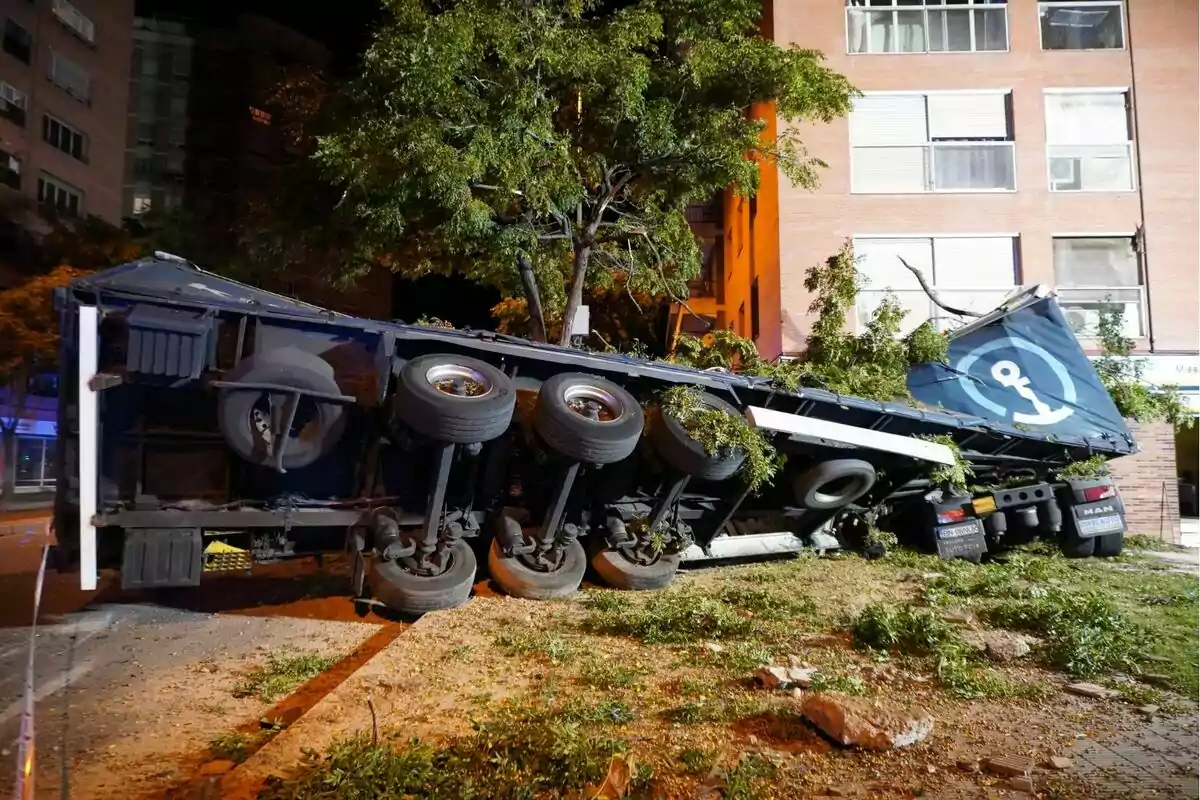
[{"left": 135, "top": 0, "right": 385, "bottom": 73}]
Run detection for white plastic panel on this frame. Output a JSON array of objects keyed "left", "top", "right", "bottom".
[
  {"left": 850, "top": 95, "right": 928, "bottom": 145},
  {"left": 927, "top": 93, "right": 1008, "bottom": 139}
]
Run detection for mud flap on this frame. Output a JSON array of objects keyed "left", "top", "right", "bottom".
[{"left": 120, "top": 528, "right": 203, "bottom": 590}]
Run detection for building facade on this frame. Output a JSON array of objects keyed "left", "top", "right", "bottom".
[
  {"left": 123, "top": 16, "right": 191, "bottom": 220},
  {"left": 0, "top": 0, "right": 135, "bottom": 225},
  {"left": 681, "top": 0, "right": 1199, "bottom": 534}
]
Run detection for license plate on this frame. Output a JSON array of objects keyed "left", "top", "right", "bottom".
[
  {"left": 934, "top": 519, "right": 987, "bottom": 560},
  {"left": 1076, "top": 514, "right": 1124, "bottom": 537}
]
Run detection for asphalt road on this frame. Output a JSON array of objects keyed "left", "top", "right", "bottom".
[{"left": 0, "top": 518, "right": 384, "bottom": 800}]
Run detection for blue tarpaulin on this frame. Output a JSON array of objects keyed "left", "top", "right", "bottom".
[{"left": 908, "top": 297, "right": 1131, "bottom": 444}]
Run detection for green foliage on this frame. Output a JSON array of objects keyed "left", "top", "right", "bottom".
[
  {"left": 808, "top": 673, "right": 867, "bottom": 695},
  {"left": 678, "top": 746, "right": 718, "bottom": 775},
  {"left": 1094, "top": 304, "right": 1194, "bottom": 429},
  {"left": 918, "top": 435, "right": 974, "bottom": 493},
  {"left": 722, "top": 754, "right": 778, "bottom": 800},
  {"left": 658, "top": 384, "right": 779, "bottom": 492},
  {"left": 209, "top": 731, "right": 263, "bottom": 764},
  {"left": 984, "top": 589, "right": 1146, "bottom": 679},
  {"left": 1055, "top": 455, "right": 1110, "bottom": 480},
  {"left": 851, "top": 602, "right": 958, "bottom": 655},
  {"left": 232, "top": 651, "right": 337, "bottom": 703},
  {"left": 584, "top": 586, "right": 754, "bottom": 644},
  {"left": 494, "top": 629, "right": 578, "bottom": 664},
  {"left": 257, "top": 704, "right": 631, "bottom": 800},
  {"left": 578, "top": 661, "right": 650, "bottom": 690},
  {"left": 313, "top": 0, "right": 855, "bottom": 343},
  {"left": 669, "top": 242, "right": 950, "bottom": 401}
]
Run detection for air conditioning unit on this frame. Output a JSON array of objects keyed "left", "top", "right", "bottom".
[
  {"left": 1064, "top": 307, "right": 1098, "bottom": 335},
  {"left": 1050, "top": 157, "right": 1079, "bottom": 191}
]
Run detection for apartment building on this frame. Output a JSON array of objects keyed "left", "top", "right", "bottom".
[
  {"left": 683, "top": 0, "right": 1198, "bottom": 538},
  {"left": 0, "top": 0, "right": 135, "bottom": 225},
  {"left": 123, "top": 16, "right": 191, "bottom": 219}
]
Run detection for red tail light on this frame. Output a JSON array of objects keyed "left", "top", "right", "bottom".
[
  {"left": 1083, "top": 485, "right": 1117, "bottom": 502},
  {"left": 937, "top": 507, "right": 967, "bottom": 524}
]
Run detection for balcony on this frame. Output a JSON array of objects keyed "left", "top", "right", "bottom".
[
  {"left": 852, "top": 141, "right": 1016, "bottom": 193},
  {"left": 1047, "top": 143, "right": 1134, "bottom": 192}
]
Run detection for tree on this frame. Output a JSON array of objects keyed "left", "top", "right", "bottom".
[
  {"left": 0, "top": 266, "right": 86, "bottom": 504},
  {"left": 313, "top": 0, "right": 855, "bottom": 343}
]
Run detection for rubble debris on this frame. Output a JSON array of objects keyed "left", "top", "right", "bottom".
[
  {"left": 1009, "top": 776, "right": 1035, "bottom": 793},
  {"left": 703, "top": 642, "right": 724, "bottom": 654},
  {"left": 983, "top": 634, "right": 1031, "bottom": 663},
  {"left": 940, "top": 609, "right": 975, "bottom": 626},
  {"left": 1065, "top": 683, "right": 1120, "bottom": 700},
  {"left": 1048, "top": 756, "right": 1074, "bottom": 770},
  {"left": 956, "top": 757, "right": 981, "bottom": 773},
  {"left": 1136, "top": 705, "right": 1160, "bottom": 717},
  {"left": 983, "top": 755, "right": 1033, "bottom": 777},
  {"left": 801, "top": 694, "right": 934, "bottom": 751},
  {"left": 755, "top": 665, "right": 820, "bottom": 690}
]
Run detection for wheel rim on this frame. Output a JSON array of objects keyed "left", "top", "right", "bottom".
[
  {"left": 426, "top": 363, "right": 493, "bottom": 398},
  {"left": 563, "top": 383, "right": 623, "bottom": 423}
]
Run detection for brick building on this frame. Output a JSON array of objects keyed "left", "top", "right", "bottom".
[
  {"left": 0, "top": 0, "right": 135, "bottom": 225},
  {"left": 679, "top": 0, "right": 1199, "bottom": 538}
]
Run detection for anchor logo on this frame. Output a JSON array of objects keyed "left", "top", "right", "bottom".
[{"left": 955, "top": 338, "right": 1076, "bottom": 426}]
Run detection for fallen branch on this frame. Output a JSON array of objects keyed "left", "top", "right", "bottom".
[{"left": 897, "top": 256, "right": 984, "bottom": 318}]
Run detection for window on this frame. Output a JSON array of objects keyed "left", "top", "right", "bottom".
[
  {"left": 133, "top": 156, "right": 154, "bottom": 178},
  {"left": 132, "top": 194, "right": 151, "bottom": 215},
  {"left": 1039, "top": 1, "right": 1124, "bottom": 50},
  {"left": 0, "top": 147, "right": 19, "bottom": 189},
  {"left": 1044, "top": 91, "right": 1133, "bottom": 192},
  {"left": 42, "top": 114, "right": 86, "bottom": 161},
  {"left": 851, "top": 92, "right": 1015, "bottom": 193},
  {"left": 854, "top": 236, "right": 1019, "bottom": 333},
  {"left": 49, "top": 51, "right": 91, "bottom": 103},
  {"left": 3, "top": 19, "right": 31, "bottom": 64},
  {"left": 1052, "top": 236, "right": 1143, "bottom": 337},
  {"left": 846, "top": 0, "right": 1008, "bottom": 54},
  {"left": 135, "top": 121, "right": 154, "bottom": 145},
  {"left": 37, "top": 173, "right": 82, "bottom": 215},
  {"left": 750, "top": 277, "right": 761, "bottom": 341},
  {"left": 0, "top": 81, "right": 26, "bottom": 126},
  {"left": 51, "top": 0, "right": 95, "bottom": 44},
  {"left": 15, "top": 436, "right": 55, "bottom": 490}
]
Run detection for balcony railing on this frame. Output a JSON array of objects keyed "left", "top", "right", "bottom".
[
  {"left": 1047, "top": 143, "right": 1134, "bottom": 192},
  {"left": 852, "top": 141, "right": 1016, "bottom": 193},
  {"left": 847, "top": 3, "right": 1009, "bottom": 54}
]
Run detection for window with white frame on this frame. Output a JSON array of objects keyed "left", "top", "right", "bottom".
[
  {"left": 42, "top": 114, "right": 86, "bottom": 161},
  {"left": 1044, "top": 90, "right": 1133, "bottom": 192},
  {"left": 0, "top": 80, "right": 25, "bottom": 125},
  {"left": 49, "top": 51, "right": 91, "bottom": 103},
  {"left": 1052, "top": 236, "right": 1143, "bottom": 338},
  {"left": 37, "top": 172, "right": 82, "bottom": 215},
  {"left": 15, "top": 436, "right": 55, "bottom": 490},
  {"left": 851, "top": 92, "right": 1015, "bottom": 193},
  {"left": 846, "top": 0, "right": 1008, "bottom": 54},
  {"left": 1039, "top": 0, "right": 1124, "bottom": 50},
  {"left": 52, "top": 0, "right": 95, "bottom": 44},
  {"left": 853, "top": 236, "right": 1019, "bottom": 334},
  {"left": 132, "top": 194, "right": 152, "bottom": 215}
]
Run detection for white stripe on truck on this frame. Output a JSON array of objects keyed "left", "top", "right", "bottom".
[
  {"left": 744, "top": 405, "right": 957, "bottom": 466},
  {"left": 78, "top": 304, "right": 99, "bottom": 591}
]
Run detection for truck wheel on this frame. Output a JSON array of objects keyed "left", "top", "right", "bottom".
[
  {"left": 1059, "top": 528, "right": 1096, "bottom": 558},
  {"left": 1093, "top": 531, "right": 1125, "bottom": 558},
  {"left": 395, "top": 354, "right": 516, "bottom": 444},
  {"left": 369, "top": 540, "right": 477, "bottom": 616},
  {"left": 487, "top": 538, "right": 586, "bottom": 600},
  {"left": 534, "top": 373, "right": 643, "bottom": 464},
  {"left": 793, "top": 459, "right": 877, "bottom": 511},
  {"left": 651, "top": 393, "right": 746, "bottom": 481},
  {"left": 218, "top": 348, "right": 347, "bottom": 470},
  {"left": 591, "top": 546, "right": 680, "bottom": 591}
]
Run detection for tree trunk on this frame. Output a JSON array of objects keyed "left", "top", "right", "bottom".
[
  {"left": 1, "top": 426, "right": 16, "bottom": 511},
  {"left": 558, "top": 242, "right": 592, "bottom": 347},
  {"left": 517, "top": 254, "right": 548, "bottom": 343}
]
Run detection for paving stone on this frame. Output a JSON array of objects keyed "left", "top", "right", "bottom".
[{"left": 983, "top": 755, "right": 1033, "bottom": 777}]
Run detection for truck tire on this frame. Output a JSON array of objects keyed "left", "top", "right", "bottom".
[
  {"left": 369, "top": 540, "right": 477, "bottom": 616},
  {"left": 395, "top": 354, "right": 515, "bottom": 444},
  {"left": 218, "top": 348, "right": 347, "bottom": 470},
  {"left": 651, "top": 393, "right": 746, "bottom": 481},
  {"left": 1093, "top": 531, "right": 1125, "bottom": 558},
  {"left": 1059, "top": 528, "right": 1096, "bottom": 558},
  {"left": 792, "top": 459, "right": 877, "bottom": 511},
  {"left": 487, "top": 538, "right": 586, "bottom": 600},
  {"left": 534, "top": 373, "right": 643, "bottom": 465},
  {"left": 591, "top": 546, "right": 680, "bottom": 591}
]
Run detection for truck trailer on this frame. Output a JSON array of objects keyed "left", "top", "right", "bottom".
[{"left": 49, "top": 254, "right": 1136, "bottom": 616}]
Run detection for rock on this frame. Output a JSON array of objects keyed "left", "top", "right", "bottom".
[
  {"left": 755, "top": 665, "right": 820, "bottom": 690},
  {"left": 1141, "top": 673, "right": 1173, "bottom": 688},
  {"left": 199, "top": 759, "right": 237, "bottom": 775},
  {"left": 940, "top": 609, "right": 975, "bottom": 626},
  {"left": 983, "top": 634, "right": 1031, "bottom": 663},
  {"left": 1065, "top": 683, "right": 1120, "bottom": 700},
  {"left": 983, "top": 755, "right": 1033, "bottom": 777},
  {"left": 787, "top": 654, "right": 804, "bottom": 669},
  {"left": 787, "top": 667, "right": 820, "bottom": 688},
  {"left": 1009, "top": 777, "right": 1035, "bottom": 793},
  {"left": 956, "top": 757, "right": 981, "bottom": 773},
  {"left": 1136, "top": 704, "right": 1160, "bottom": 717},
  {"left": 791, "top": 687, "right": 805, "bottom": 700},
  {"left": 1048, "top": 756, "right": 1074, "bottom": 770},
  {"left": 703, "top": 642, "right": 724, "bottom": 654},
  {"left": 921, "top": 572, "right": 946, "bottom": 581},
  {"left": 801, "top": 694, "right": 934, "bottom": 751}
]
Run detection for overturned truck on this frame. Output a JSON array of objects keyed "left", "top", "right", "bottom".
[{"left": 50, "top": 254, "right": 1137, "bottom": 615}]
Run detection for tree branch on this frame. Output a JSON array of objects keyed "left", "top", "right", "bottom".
[{"left": 897, "top": 256, "right": 984, "bottom": 318}]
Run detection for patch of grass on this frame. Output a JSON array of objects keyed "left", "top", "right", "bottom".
[
  {"left": 1125, "top": 534, "right": 1176, "bottom": 552},
  {"left": 209, "top": 731, "right": 263, "bottom": 764},
  {"left": 233, "top": 651, "right": 336, "bottom": 703},
  {"left": 664, "top": 696, "right": 768, "bottom": 724},
  {"left": 493, "top": 629, "right": 576, "bottom": 664},
  {"left": 700, "top": 641, "right": 774, "bottom": 673},
  {"left": 717, "top": 585, "right": 817, "bottom": 622},
  {"left": 851, "top": 603, "right": 958, "bottom": 655},
  {"left": 258, "top": 705, "right": 630, "bottom": 800},
  {"left": 933, "top": 646, "right": 1049, "bottom": 701},
  {"left": 984, "top": 588, "right": 1146, "bottom": 679},
  {"left": 558, "top": 697, "right": 637, "bottom": 725},
  {"left": 808, "top": 673, "right": 867, "bottom": 695},
  {"left": 723, "top": 754, "right": 778, "bottom": 800},
  {"left": 578, "top": 660, "right": 649, "bottom": 690},
  {"left": 678, "top": 746, "right": 717, "bottom": 775},
  {"left": 444, "top": 645, "right": 472, "bottom": 661},
  {"left": 585, "top": 588, "right": 754, "bottom": 644}
]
